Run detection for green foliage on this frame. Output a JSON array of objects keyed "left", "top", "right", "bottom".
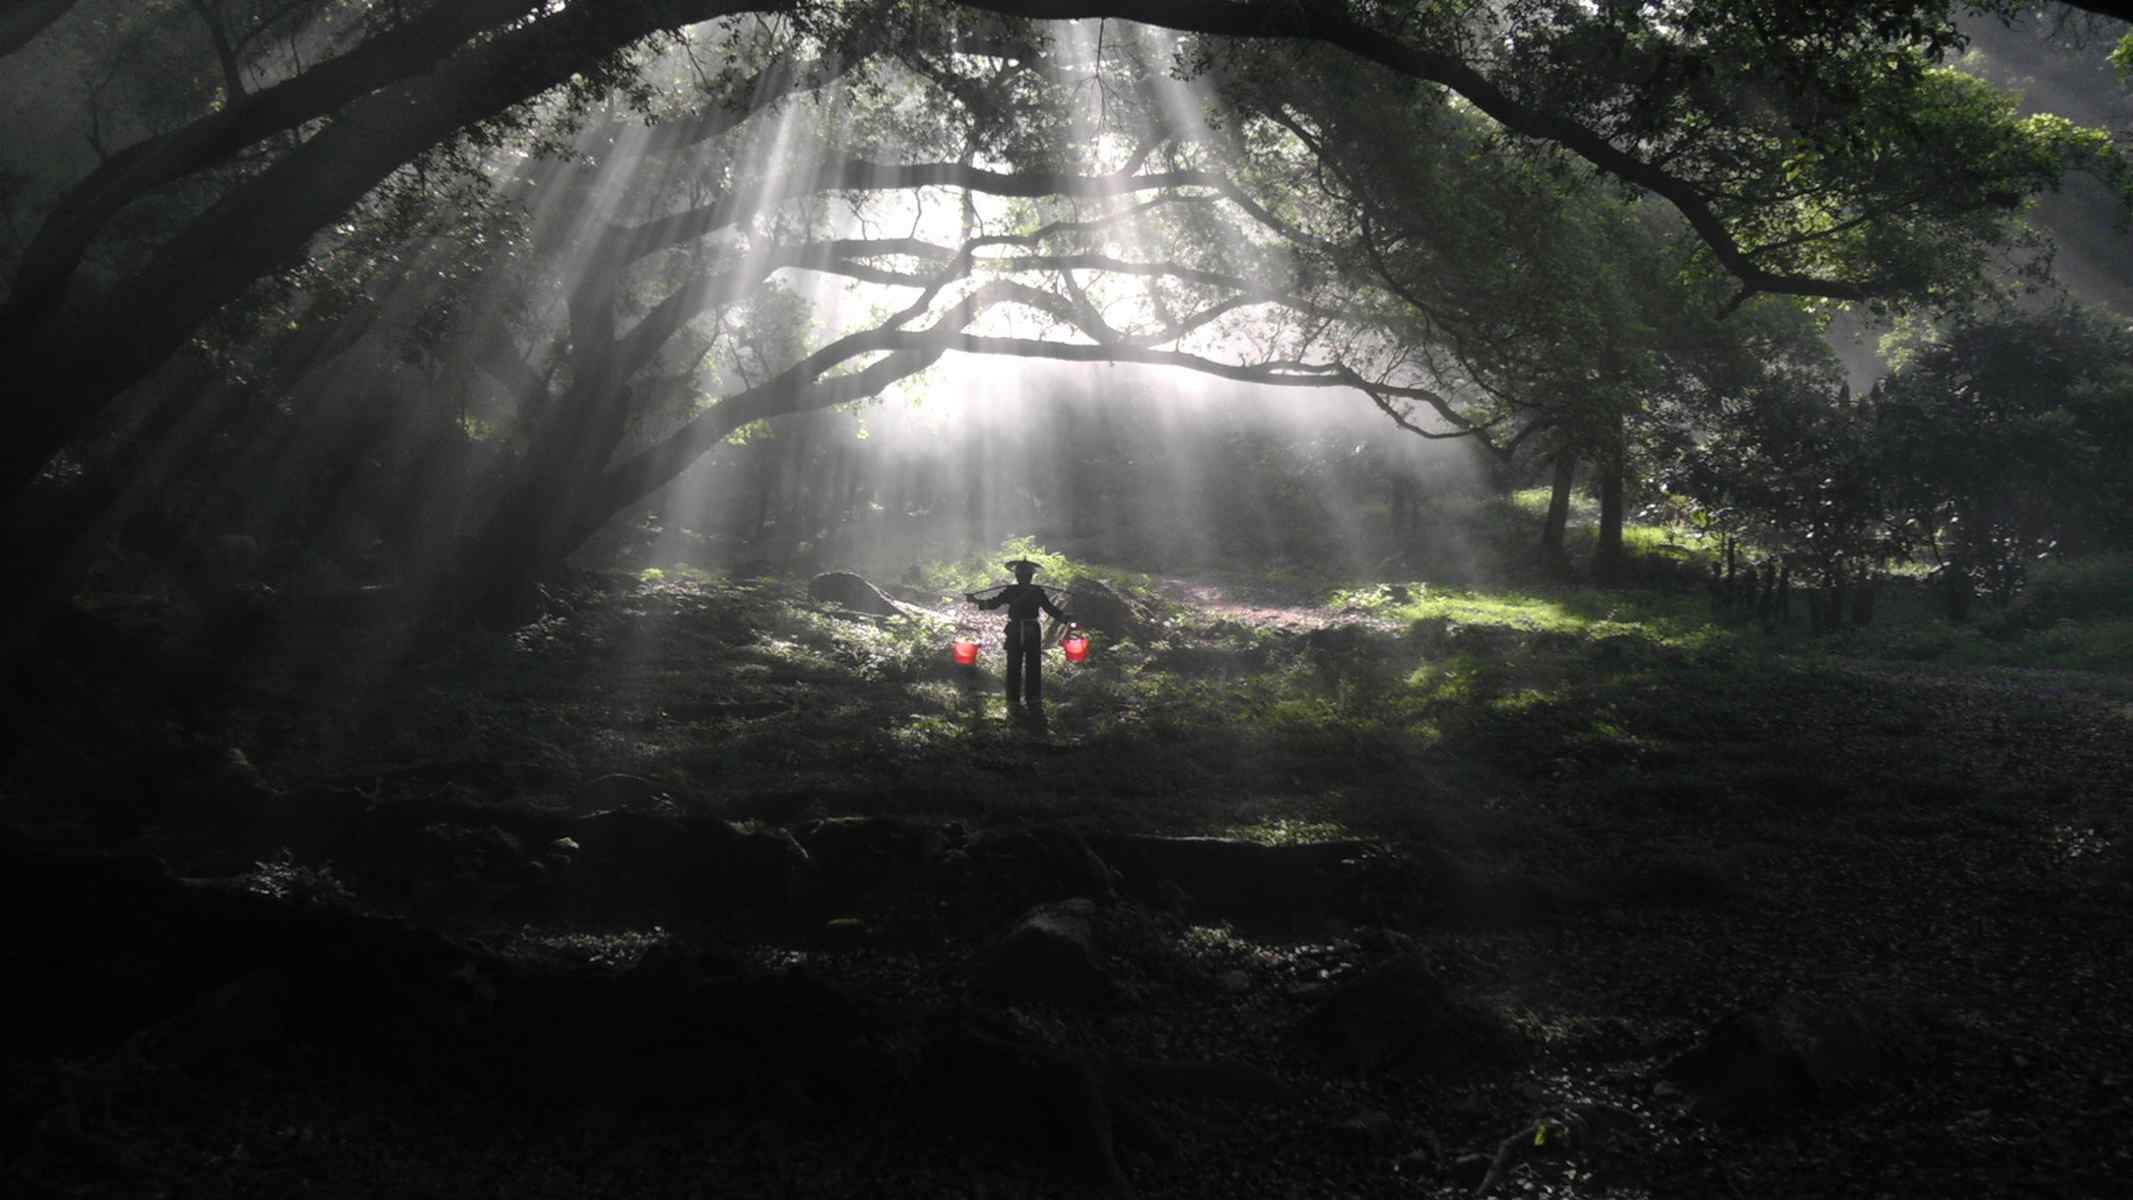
[
  {"left": 1876, "top": 301, "right": 2133, "bottom": 602},
  {"left": 918, "top": 535, "right": 1124, "bottom": 596},
  {"left": 2018, "top": 554, "right": 2133, "bottom": 624},
  {"left": 1212, "top": 815, "right": 1353, "bottom": 846}
]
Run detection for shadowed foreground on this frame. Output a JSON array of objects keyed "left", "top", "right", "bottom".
[{"left": 6, "top": 570, "right": 2130, "bottom": 1198}]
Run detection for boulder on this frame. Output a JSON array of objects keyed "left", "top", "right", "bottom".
[
  {"left": 800, "top": 816, "right": 953, "bottom": 944},
  {"left": 1285, "top": 952, "right": 1516, "bottom": 1078},
  {"left": 253, "top": 784, "right": 370, "bottom": 861},
  {"left": 953, "top": 826, "right": 1116, "bottom": 929},
  {"left": 1327, "top": 1107, "right": 1400, "bottom": 1149},
  {"left": 808, "top": 570, "right": 904, "bottom": 617},
  {"left": 1660, "top": 995, "right": 1946, "bottom": 1119},
  {"left": 1062, "top": 578, "right": 1148, "bottom": 638},
  {"left": 1302, "top": 625, "right": 1369, "bottom": 657},
  {"left": 406, "top": 821, "right": 551, "bottom": 920},
  {"left": 1111, "top": 1057, "right": 1295, "bottom": 1105},
  {"left": 564, "top": 808, "right": 815, "bottom": 928},
  {"left": 799, "top": 816, "right": 950, "bottom": 910},
  {"left": 970, "top": 897, "right": 1124, "bottom": 1009},
  {"left": 674, "top": 820, "right": 816, "bottom": 927},
  {"left": 921, "top": 1010, "right": 1142, "bottom": 1197},
  {"left": 1084, "top": 834, "right": 1376, "bottom": 923},
  {"left": 123, "top": 966, "right": 293, "bottom": 1069},
  {"left": 84, "top": 744, "right": 278, "bottom": 849}
]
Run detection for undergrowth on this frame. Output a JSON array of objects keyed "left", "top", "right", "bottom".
[{"left": 300, "top": 531, "right": 2131, "bottom": 852}]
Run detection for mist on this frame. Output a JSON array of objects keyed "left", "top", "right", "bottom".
[{"left": 608, "top": 356, "right": 1496, "bottom": 583}]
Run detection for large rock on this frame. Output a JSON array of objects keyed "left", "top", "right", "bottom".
[
  {"left": 808, "top": 570, "right": 904, "bottom": 616},
  {"left": 799, "top": 816, "right": 951, "bottom": 909},
  {"left": 799, "top": 816, "right": 954, "bottom": 944},
  {"left": 1062, "top": 578, "right": 1150, "bottom": 639},
  {"left": 565, "top": 808, "right": 815, "bottom": 928},
  {"left": 1661, "top": 995, "right": 1947, "bottom": 1120},
  {"left": 921, "top": 1009, "right": 1144, "bottom": 1197},
  {"left": 970, "top": 897, "right": 1125, "bottom": 1010},
  {"left": 953, "top": 826, "right": 1116, "bottom": 930},
  {"left": 1086, "top": 834, "right": 1377, "bottom": 923},
  {"left": 1285, "top": 952, "right": 1516, "bottom": 1079},
  {"left": 405, "top": 821, "right": 552, "bottom": 921},
  {"left": 1113, "top": 1057, "right": 1296, "bottom": 1105},
  {"left": 82, "top": 744, "right": 279, "bottom": 849}
]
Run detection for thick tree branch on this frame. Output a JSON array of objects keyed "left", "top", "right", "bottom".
[
  {"left": 4, "top": 0, "right": 541, "bottom": 326},
  {"left": 960, "top": 0, "right": 1950, "bottom": 302},
  {"left": 525, "top": 52, "right": 857, "bottom": 258},
  {"left": 619, "top": 161, "right": 1226, "bottom": 260},
  {"left": 581, "top": 267, "right": 1481, "bottom": 540},
  {"left": 0, "top": 0, "right": 762, "bottom": 501}
]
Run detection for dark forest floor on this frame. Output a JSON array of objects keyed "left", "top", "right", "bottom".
[{"left": 5, "top": 567, "right": 2131, "bottom": 1198}]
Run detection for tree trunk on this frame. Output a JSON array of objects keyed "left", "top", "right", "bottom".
[
  {"left": 461, "top": 348, "right": 941, "bottom": 618},
  {"left": 1540, "top": 453, "right": 1574, "bottom": 575},
  {"left": 1851, "top": 577, "right": 1876, "bottom": 627},
  {"left": 836, "top": 450, "right": 865, "bottom": 545},
  {"left": 1947, "top": 562, "right": 1973, "bottom": 622},
  {"left": 1592, "top": 458, "right": 1625, "bottom": 586},
  {"left": 746, "top": 440, "right": 777, "bottom": 543},
  {"left": 458, "top": 372, "right": 635, "bottom": 628},
  {"left": 1823, "top": 563, "right": 1846, "bottom": 635}
]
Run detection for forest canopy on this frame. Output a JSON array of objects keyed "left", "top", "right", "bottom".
[{"left": 0, "top": 0, "right": 2128, "bottom": 622}]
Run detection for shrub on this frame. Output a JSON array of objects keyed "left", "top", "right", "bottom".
[
  {"left": 1880, "top": 619, "right": 1963, "bottom": 661},
  {"left": 2017, "top": 554, "right": 2133, "bottom": 623}
]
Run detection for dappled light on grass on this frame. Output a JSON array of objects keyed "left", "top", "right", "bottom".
[
  {"left": 1486, "top": 687, "right": 1566, "bottom": 717},
  {"left": 1210, "top": 816, "right": 1354, "bottom": 846}
]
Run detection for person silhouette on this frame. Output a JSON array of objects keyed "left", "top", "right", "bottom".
[{"left": 974, "top": 558, "right": 1069, "bottom": 715}]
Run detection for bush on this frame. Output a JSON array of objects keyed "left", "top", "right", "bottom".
[
  {"left": 1880, "top": 619, "right": 1965, "bottom": 661},
  {"left": 2017, "top": 554, "right": 2133, "bottom": 623}
]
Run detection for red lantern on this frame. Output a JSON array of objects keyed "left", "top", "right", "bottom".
[
  {"left": 1061, "top": 630, "right": 1089, "bottom": 663},
  {"left": 953, "top": 639, "right": 979, "bottom": 665}
]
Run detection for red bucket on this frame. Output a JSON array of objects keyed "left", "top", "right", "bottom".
[
  {"left": 1061, "top": 634, "right": 1088, "bottom": 663},
  {"left": 953, "top": 639, "right": 979, "bottom": 666}
]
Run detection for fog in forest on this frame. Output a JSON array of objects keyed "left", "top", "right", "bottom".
[{"left": 613, "top": 356, "right": 1496, "bottom": 583}]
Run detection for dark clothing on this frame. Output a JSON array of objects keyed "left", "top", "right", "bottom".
[
  {"left": 982, "top": 582, "right": 1067, "bottom": 706},
  {"left": 985, "top": 582, "right": 1065, "bottom": 623},
  {"left": 1004, "top": 616, "right": 1045, "bottom": 706}
]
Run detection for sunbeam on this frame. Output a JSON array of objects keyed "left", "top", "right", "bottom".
[{"left": 6, "top": 7, "right": 2131, "bottom": 1195}]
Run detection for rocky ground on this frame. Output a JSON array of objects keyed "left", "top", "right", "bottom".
[{"left": 4, "top": 572, "right": 2129, "bottom": 1198}]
